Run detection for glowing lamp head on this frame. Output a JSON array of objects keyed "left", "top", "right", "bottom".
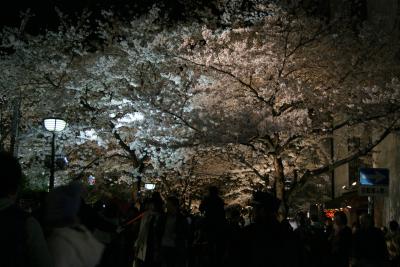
[
  {"left": 44, "top": 118, "right": 67, "bottom": 132},
  {"left": 144, "top": 183, "right": 156, "bottom": 190}
]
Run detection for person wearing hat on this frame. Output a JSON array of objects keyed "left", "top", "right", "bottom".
[{"left": 44, "top": 182, "right": 104, "bottom": 267}]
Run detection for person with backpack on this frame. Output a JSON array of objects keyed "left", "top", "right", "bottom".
[{"left": 0, "top": 151, "right": 53, "bottom": 267}]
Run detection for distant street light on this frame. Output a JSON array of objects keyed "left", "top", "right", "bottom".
[
  {"left": 144, "top": 183, "right": 156, "bottom": 190},
  {"left": 43, "top": 118, "right": 66, "bottom": 190}
]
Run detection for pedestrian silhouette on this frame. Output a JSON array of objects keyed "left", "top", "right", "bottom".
[{"left": 0, "top": 151, "right": 53, "bottom": 267}]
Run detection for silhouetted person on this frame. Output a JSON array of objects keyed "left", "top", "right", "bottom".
[
  {"left": 0, "top": 151, "right": 53, "bottom": 267},
  {"left": 160, "top": 196, "right": 189, "bottom": 267},
  {"left": 351, "top": 213, "right": 388, "bottom": 267},
  {"left": 231, "top": 191, "right": 298, "bottom": 267},
  {"left": 199, "top": 186, "right": 225, "bottom": 223},
  {"left": 93, "top": 198, "right": 120, "bottom": 245},
  {"left": 226, "top": 205, "right": 243, "bottom": 233},
  {"left": 389, "top": 220, "right": 400, "bottom": 234},
  {"left": 323, "top": 215, "right": 334, "bottom": 240},
  {"left": 196, "top": 186, "right": 226, "bottom": 267},
  {"left": 294, "top": 212, "right": 328, "bottom": 267},
  {"left": 329, "top": 211, "right": 352, "bottom": 267},
  {"left": 44, "top": 182, "right": 104, "bottom": 267},
  {"left": 134, "top": 193, "right": 165, "bottom": 267},
  {"left": 386, "top": 220, "right": 400, "bottom": 267}
]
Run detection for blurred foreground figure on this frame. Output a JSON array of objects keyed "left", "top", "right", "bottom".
[
  {"left": 229, "top": 191, "right": 298, "bottom": 267},
  {"left": 351, "top": 213, "right": 388, "bottom": 267},
  {"left": 195, "top": 186, "right": 227, "bottom": 267},
  {"left": 134, "top": 192, "right": 165, "bottom": 267},
  {"left": 44, "top": 182, "right": 104, "bottom": 267},
  {"left": 160, "top": 195, "right": 189, "bottom": 267},
  {"left": 329, "top": 211, "right": 352, "bottom": 267},
  {"left": 386, "top": 220, "right": 400, "bottom": 267},
  {"left": 0, "top": 151, "right": 53, "bottom": 267}
]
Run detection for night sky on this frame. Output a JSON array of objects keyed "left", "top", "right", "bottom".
[
  {"left": 0, "top": 0, "right": 219, "bottom": 34},
  {"left": 1, "top": 0, "right": 143, "bottom": 32},
  {"left": 2, "top": 0, "right": 83, "bottom": 30}
]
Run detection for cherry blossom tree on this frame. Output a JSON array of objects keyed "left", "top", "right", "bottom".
[
  {"left": 1, "top": 0, "right": 400, "bottom": 212},
  {"left": 123, "top": 2, "right": 400, "bottom": 211}
]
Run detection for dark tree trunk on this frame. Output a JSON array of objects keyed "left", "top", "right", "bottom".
[
  {"left": 9, "top": 98, "right": 21, "bottom": 157},
  {"left": 273, "top": 155, "right": 285, "bottom": 201}
]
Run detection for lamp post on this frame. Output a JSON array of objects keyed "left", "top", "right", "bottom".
[{"left": 43, "top": 118, "right": 66, "bottom": 190}]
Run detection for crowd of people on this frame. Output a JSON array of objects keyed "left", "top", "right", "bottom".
[{"left": 1, "top": 150, "right": 400, "bottom": 267}]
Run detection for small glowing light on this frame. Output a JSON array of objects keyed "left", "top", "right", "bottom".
[
  {"left": 342, "top": 185, "right": 347, "bottom": 189},
  {"left": 352, "top": 181, "right": 357, "bottom": 186},
  {"left": 346, "top": 205, "right": 352, "bottom": 209},
  {"left": 44, "top": 118, "right": 67, "bottom": 132},
  {"left": 144, "top": 183, "right": 156, "bottom": 190},
  {"left": 88, "top": 175, "right": 96, "bottom": 185}
]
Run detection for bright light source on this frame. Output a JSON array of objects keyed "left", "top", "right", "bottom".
[
  {"left": 144, "top": 183, "right": 156, "bottom": 190},
  {"left": 44, "top": 118, "right": 67, "bottom": 132},
  {"left": 88, "top": 175, "right": 96, "bottom": 185},
  {"left": 352, "top": 181, "right": 357, "bottom": 186},
  {"left": 346, "top": 205, "right": 352, "bottom": 209},
  {"left": 342, "top": 185, "right": 347, "bottom": 189}
]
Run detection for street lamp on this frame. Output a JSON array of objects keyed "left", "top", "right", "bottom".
[
  {"left": 144, "top": 183, "right": 156, "bottom": 190},
  {"left": 43, "top": 118, "right": 66, "bottom": 190}
]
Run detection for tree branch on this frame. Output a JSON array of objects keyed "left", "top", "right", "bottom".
[
  {"left": 109, "top": 121, "right": 140, "bottom": 167},
  {"left": 291, "top": 118, "right": 399, "bottom": 196}
]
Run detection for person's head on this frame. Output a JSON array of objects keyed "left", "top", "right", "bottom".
[
  {"left": 381, "top": 226, "right": 388, "bottom": 235},
  {"left": 352, "top": 221, "right": 360, "bottom": 233},
  {"left": 281, "top": 218, "right": 293, "bottom": 232},
  {"left": 389, "top": 220, "right": 399, "bottom": 233},
  {"left": 208, "top": 186, "right": 219, "bottom": 197},
  {"left": 150, "top": 191, "right": 164, "bottom": 212},
  {"left": 322, "top": 215, "right": 333, "bottom": 226},
  {"left": 359, "top": 213, "right": 374, "bottom": 229},
  {"left": 333, "top": 211, "right": 348, "bottom": 228},
  {"left": 141, "top": 197, "right": 154, "bottom": 212},
  {"left": 226, "top": 206, "right": 241, "bottom": 224},
  {"left": 310, "top": 215, "right": 319, "bottom": 223},
  {"left": 166, "top": 196, "right": 179, "bottom": 214},
  {"left": 296, "top": 211, "right": 309, "bottom": 226},
  {"left": 44, "top": 182, "right": 83, "bottom": 227},
  {"left": 0, "top": 151, "right": 22, "bottom": 198},
  {"left": 250, "top": 191, "right": 280, "bottom": 223}
]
